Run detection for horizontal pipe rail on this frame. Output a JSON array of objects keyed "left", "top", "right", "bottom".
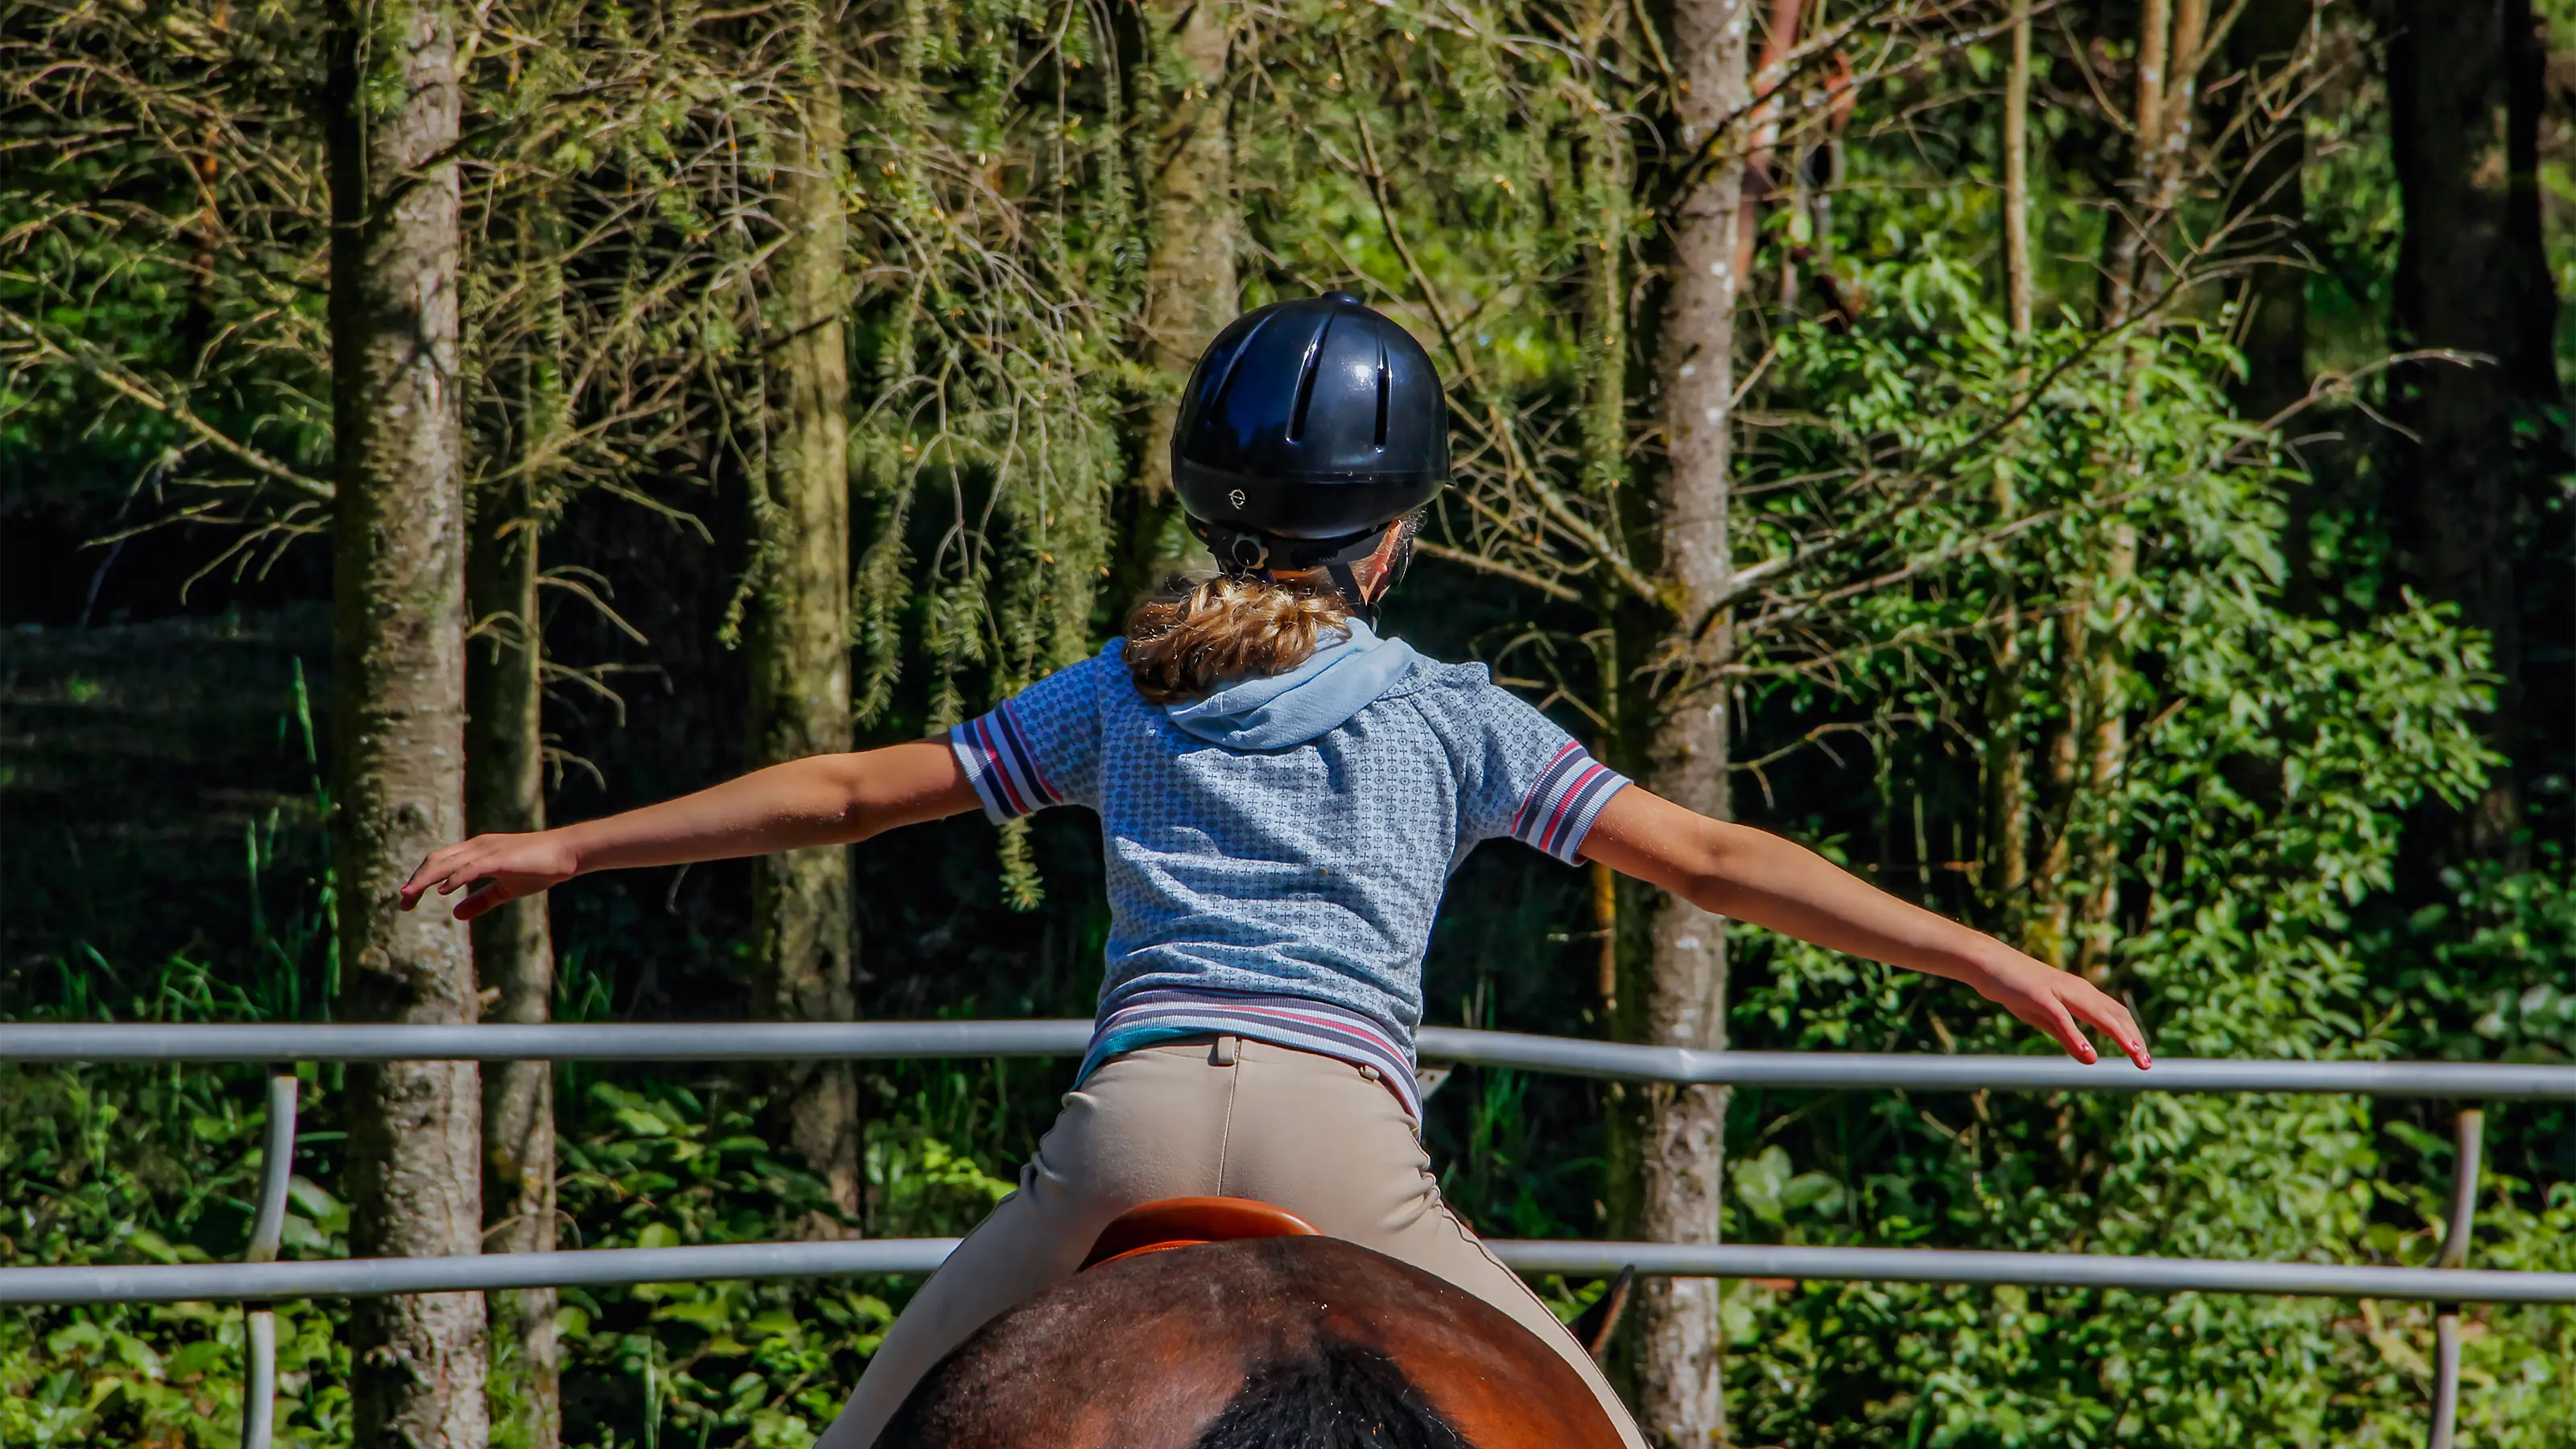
[
  {"left": 0, "top": 1242, "right": 963, "bottom": 1305},
  {"left": 6, "top": 1240, "right": 2572, "bottom": 1307},
  {"left": 0, "top": 1021, "right": 1092, "bottom": 1065},
  {"left": 1490, "top": 1243, "right": 2576, "bottom": 1303},
  {"left": 6, "top": 1022, "right": 2574, "bottom": 1099},
  {"left": 1417, "top": 1030, "right": 2576, "bottom": 1098}
]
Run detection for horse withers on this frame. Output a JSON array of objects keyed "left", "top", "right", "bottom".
[{"left": 874, "top": 1199, "right": 1629, "bottom": 1448}]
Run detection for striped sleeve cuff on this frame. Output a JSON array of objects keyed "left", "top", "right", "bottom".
[
  {"left": 1509, "top": 741, "right": 1630, "bottom": 863},
  {"left": 949, "top": 704, "right": 1065, "bottom": 823}
]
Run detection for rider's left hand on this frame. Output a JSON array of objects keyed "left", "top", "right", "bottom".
[{"left": 1970, "top": 953, "right": 2153, "bottom": 1069}]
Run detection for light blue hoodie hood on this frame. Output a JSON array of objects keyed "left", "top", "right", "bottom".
[{"left": 1162, "top": 617, "right": 1422, "bottom": 750}]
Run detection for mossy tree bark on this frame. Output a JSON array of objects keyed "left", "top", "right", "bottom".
[
  {"left": 1579, "top": 5, "right": 1632, "bottom": 1018},
  {"left": 470, "top": 198, "right": 564, "bottom": 1449},
  {"left": 1113, "top": 0, "right": 1238, "bottom": 601},
  {"left": 324, "top": 0, "right": 488, "bottom": 1443},
  {"left": 749, "top": 23, "right": 861, "bottom": 1218},
  {"left": 1577, "top": 27, "right": 1629, "bottom": 511},
  {"left": 1615, "top": 0, "right": 1749, "bottom": 1439}
]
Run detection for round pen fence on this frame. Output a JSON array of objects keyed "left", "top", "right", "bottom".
[{"left": 6, "top": 1022, "right": 2570, "bottom": 1449}]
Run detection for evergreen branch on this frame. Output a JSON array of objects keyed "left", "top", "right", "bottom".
[
  {"left": 1, "top": 308, "right": 332, "bottom": 500},
  {"left": 1327, "top": 39, "right": 1662, "bottom": 609}
]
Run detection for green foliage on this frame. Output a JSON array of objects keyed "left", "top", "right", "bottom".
[
  {"left": 1, "top": 1020, "right": 353, "bottom": 1446},
  {"left": 0, "top": 0, "right": 334, "bottom": 560},
  {"left": 2374, "top": 856, "right": 2576, "bottom": 1062},
  {"left": 6, "top": 2, "right": 2573, "bottom": 1447},
  {"left": 1716, "top": 271, "right": 2562, "bottom": 1446},
  {"left": 844, "top": 0, "right": 1132, "bottom": 735},
  {"left": 542, "top": 1076, "right": 1009, "bottom": 1448},
  {"left": 0, "top": 659, "right": 1019, "bottom": 1448},
  {"left": 1, "top": 957, "right": 1024, "bottom": 1449}
]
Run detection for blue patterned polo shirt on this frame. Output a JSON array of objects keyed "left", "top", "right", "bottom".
[{"left": 949, "top": 638, "right": 1629, "bottom": 1115}]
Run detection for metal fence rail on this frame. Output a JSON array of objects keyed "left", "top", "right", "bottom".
[
  {"left": 8, "top": 1020, "right": 2568, "bottom": 1449},
  {"left": 10, "top": 1021, "right": 2575, "bottom": 1098},
  {"left": 8, "top": 1238, "right": 2573, "bottom": 1307}
]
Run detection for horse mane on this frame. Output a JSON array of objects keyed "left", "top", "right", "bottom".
[{"left": 1190, "top": 1336, "right": 1464, "bottom": 1449}]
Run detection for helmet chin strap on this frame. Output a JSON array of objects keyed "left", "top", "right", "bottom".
[
  {"left": 1323, "top": 559, "right": 1377, "bottom": 625},
  {"left": 1324, "top": 516, "right": 1419, "bottom": 625},
  {"left": 1189, "top": 518, "right": 1400, "bottom": 621}
]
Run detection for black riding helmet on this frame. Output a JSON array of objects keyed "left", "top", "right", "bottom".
[{"left": 1172, "top": 291, "right": 1447, "bottom": 617}]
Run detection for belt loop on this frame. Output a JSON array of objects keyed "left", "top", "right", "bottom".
[{"left": 1209, "top": 1034, "right": 1238, "bottom": 1067}]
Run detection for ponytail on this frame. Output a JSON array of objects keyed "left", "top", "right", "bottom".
[{"left": 1124, "top": 576, "right": 1352, "bottom": 704}]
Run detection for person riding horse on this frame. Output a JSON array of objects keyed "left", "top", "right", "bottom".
[{"left": 402, "top": 292, "right": 2151, "bottom": 1446}]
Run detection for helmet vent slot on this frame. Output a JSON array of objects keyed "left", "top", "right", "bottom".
[
  {"left": 1201, "top": 312, "right": 1275, "bottom": 426},
  {"left": 1373, "top": 341, "right": 1391, "bottom": 448},
  {"left": 1286, "top": 315, "right": 1331, "bottom": 442}
]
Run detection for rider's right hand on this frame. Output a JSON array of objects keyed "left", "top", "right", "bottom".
[{"left": 398, "top": 832, "right": 581, "bottom": 922}]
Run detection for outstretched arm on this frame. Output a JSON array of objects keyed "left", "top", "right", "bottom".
[
  {"left": 398, "top": 740, "right": 980, "bottom": 923},
  {"left": 1580, "top": 786, "right": 2150, "bottom": 1068}
]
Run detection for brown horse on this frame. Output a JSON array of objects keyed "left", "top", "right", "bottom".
[{"left": 876, "top": 1199, "right": 1631, "bottom": 1449}]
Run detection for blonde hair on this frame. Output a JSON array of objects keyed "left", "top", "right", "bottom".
[{"left": 1124, "top": 576, "right": 1352, "bottom": 704}]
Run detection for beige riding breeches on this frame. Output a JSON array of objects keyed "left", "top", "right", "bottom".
[{"left": 813, "top": 1034, "right": 1647, "bottom": 1449}]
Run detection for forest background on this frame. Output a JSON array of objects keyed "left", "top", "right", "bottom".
[{"left": 3, "top": 0, "right": 2573, "bottom": 1445}]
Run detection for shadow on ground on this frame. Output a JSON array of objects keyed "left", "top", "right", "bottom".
[{"left": 0, "top": 605, "right": 331, "bottom": 1006}]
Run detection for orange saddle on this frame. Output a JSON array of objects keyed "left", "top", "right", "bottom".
[{"left": 1079, "top": 1196, "right": 1320, "bottom": 1271}]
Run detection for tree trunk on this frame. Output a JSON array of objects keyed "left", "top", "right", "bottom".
[
  {"left": 1579, "top": 97, "right": 1629, "bottom": 506},
  {"left": 1618, "top": 2, "right": 1750, "bottom": 1439},
  {"left": 2102, "top": 0, "right": 2219, "bottom": 322},
  {"left": 2386, "top": 0, "right": 2559, "bottom": 861},
  {"left": 2003, "top": 0, "right": 2034, "bottom": 336},
  {"left": 1987, "top": 0, "right": 2034, "bottom": 931},
  {"left": 2099, "top": 0, "right": 2173, "bottom": 324},
  {"left": 1984, "top": 605, "right": 2029, "bottom": 935},
  {"left": 324, "top": 0, "right": 489, "bottom": 1445},
  {"left": 2028, "top": 679, "right": 2080, "bottom": 965},
  {"left": 1728, "top": 0, "right": 1806, "bottom": 299},
  {"left": 1581, "top": 37, "right": 1630, "bottom": 1019},
  {"left": 2501, "top": 0, "right": 2558, "bottom": 411},
  {"left": 750, "top": 34, "right": 861, "bottom": 1219},
  {"left": 2227, "top": 0, "right": 2312, "bottom": 609},
  {"left": 2072, "top": 523, "right": 2136, "bottom": 981},
  {"left": 471, "top": 200, "right": 564, "bottom": 1449},
  {"left": 2226, "top": 0, "right": 2309, "bottom": 423},
  {"left": 2074, "top": 0, "right": 2218, "bottom": 968},
  {"left": 1113, "top": 0, "right": 1238, "bottom": 601}
]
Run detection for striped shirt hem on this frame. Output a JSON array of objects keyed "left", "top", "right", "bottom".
[
  {"left": 949, "top": 704, "right": 1065, "bottom": 823},
  {"left": 1509, "top": 741, "right": 1630, "bottom": 862},
  {"left": 1077, "top": 989, "right": 1424, "bottom": 1119}
]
